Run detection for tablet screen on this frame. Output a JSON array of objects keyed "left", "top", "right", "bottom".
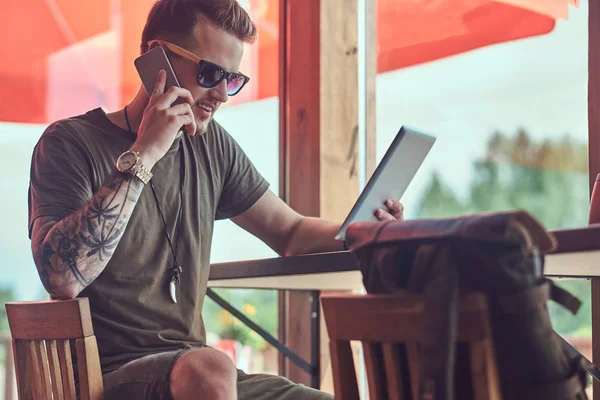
[{"left": 335, "top": 126, "right": 436, "bottom": 240}]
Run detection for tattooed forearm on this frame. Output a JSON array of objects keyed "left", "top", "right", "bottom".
[{"left": 32, "top": 173, "right": 144, "bottom": 299}]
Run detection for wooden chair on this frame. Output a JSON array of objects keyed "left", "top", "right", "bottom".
[
  {"left": 5, "top": 297, "right": 104, "bottom": 400},
  {"left": 321, "top": 292, "right": 501, "bottom": 400}
]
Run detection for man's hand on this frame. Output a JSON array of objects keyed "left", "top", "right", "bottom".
[
  {"left": 374, "top": 199, "right": 404, "bottom": 221},
  {"left": 130, "top": 69, "right": 197, "bottom": 168}
]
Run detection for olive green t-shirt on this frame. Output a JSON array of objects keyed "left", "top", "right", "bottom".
[{"left": 28, "top": 107, "right": 269, "bottom": 373}]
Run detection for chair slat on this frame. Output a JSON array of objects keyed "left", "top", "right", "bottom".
[
  {"left": 47, "top": 339, "right": 65, "bottom": 400},
  {"left": 329, "top": 340, "right": 360, "bottom": 400},
  {"left": 13, "top": 340, "right": 33, "bottom": 399},
  {"left": 406, "top": 343, "right": 420, "bottom": 400},
  {"left": 27, "top": 340, "right": 44, "bottom": 399},
  {"left": 469, "top": 339, "right": 502, "bottom": 400},
  {"left": 76, "top": 336, "right": 104, "bottom": 400},
  {"left": 36, "top": 340, "right": 53, "bottom": 400},
  {"left": 382, "top": 343, "right": 404, "bottom": 400},
  {"left": 363, "top": 342, "right": 386, "bottom": 400},
  {"left": 58, "top": 339, "right": 76, "bottom": 400},
  {"left": 485, "top": 340, "right": 502, "bottom": 400}
]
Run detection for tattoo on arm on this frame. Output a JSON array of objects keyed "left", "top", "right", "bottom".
[{"left": 32, "top": 174, "right": 144, "bottom": 298}]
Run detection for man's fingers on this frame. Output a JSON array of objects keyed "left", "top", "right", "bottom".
[
  {"left": 176, "top": 113, "right": 195, "bottom": 130},
  {"left": 177, "top": 105, "right": 197, "bottom": 136},
  {"left": 185, "top": 118, "right": 197, "bottom": 136},
  {"left": 168, "top": 103, "right": 197, "bottom": 135},
  {"left": 385, "top": 199, "right": 404, "bottom": 220},
  {"left": 148, "top": 70, "right": 167, "bottom": 107},
  {"left": 183, "top": 107, "right": 197, "bottom": 136},
  {"left": 374, "top": 208, "right": 396, "bottom": 221},
  {"left": 373, "top": 200, "right": 405, "bottom": 221},
  {"left": 168, "top": 103, "right": 194, "bottom": 116},
  {"left": 156, "top": 86, "right": 195, "bottom": 110}
]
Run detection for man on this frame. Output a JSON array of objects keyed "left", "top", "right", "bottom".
[{"left": 28, "top": 0, "right": 403, "bottom": 399}]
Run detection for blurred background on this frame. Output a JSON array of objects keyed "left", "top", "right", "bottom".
[{"left": 0, "top": 0, "right": 590, "bottom": 397}]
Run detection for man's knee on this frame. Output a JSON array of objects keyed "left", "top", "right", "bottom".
[{"left": 169, "top": 347, "right": 237, "bottom": 400}]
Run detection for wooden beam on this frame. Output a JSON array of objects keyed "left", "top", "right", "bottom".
[
  {"left": 319, "top": 0, "right": 360, "bottom": 223},
  {"left": 277, "top": 0, "right": 288, "bottom": 377},
  {"left": 590, "top": 0, "right": 600, "bottom": 193},
  {"left": 593, "top": 280, "right": 600, "bottom": 400},
  {"left": 589, "top": 1, "right": 600, "bottom": 398},
  {"left": 278, "top": 0, "right": 361, "bottom": 388},
  {"left": 278, "top": 0, "right": 321, "bottom": 385},
  {"left": 282, "top": 0, "right": 321, "bottom": 218},
  {"left": 365, "top": 0, "right": 378, "bottom": 178}
]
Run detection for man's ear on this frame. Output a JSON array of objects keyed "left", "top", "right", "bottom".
[{"left": 146, "top": 39, "right": 163, "bottom": 52}]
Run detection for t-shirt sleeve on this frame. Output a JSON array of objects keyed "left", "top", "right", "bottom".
[
  {"left": 28, "top": 123, "right": 94, "bottom": 237},
  {"left": 214, "top": 124, "right": 270, "bottom": 220}
]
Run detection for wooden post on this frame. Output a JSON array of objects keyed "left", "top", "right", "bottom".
[
  {"left": 365, "top": 0, "right": 378, "bottom": 178},
  {"left": 277, "top": 0, "right": 288, "bottom": 377},
  {"left": 589, "top": 0, "right": 600, "bottom": 195},
  {"left": 589, "top": 0, "right": 600, "bottom": 398},
  {"left": 278, "top": 0, "right": 361, "bottom": 388}
]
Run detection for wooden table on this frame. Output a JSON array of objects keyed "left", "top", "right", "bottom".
[
  {"left": 207, "top": 224, "right": 600, "bottom": 392},
  {"left": 209, "top": 225, "right": 600, "bottom": 289}
]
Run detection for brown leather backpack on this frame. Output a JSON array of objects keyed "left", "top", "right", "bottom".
[{"left": 345, "top": 210, "right": 588, "bottom": 400}]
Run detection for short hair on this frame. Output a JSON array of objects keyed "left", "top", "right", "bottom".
[{"left": 140, "top": 0, "right": 257, "bottom": 54}]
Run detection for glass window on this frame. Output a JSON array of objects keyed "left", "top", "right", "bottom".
[
  {"left": 0, "top": 0, "right": 281, "bottom": 378},
  {"left": 206, "top": 0, "right": 281, "bottom": 374},
  {"left": 375, "top": 0, "right": 591, "bottom": 390}
]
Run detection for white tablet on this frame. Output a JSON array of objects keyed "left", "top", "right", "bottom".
[{"left": 335, "top": 126, "right": 436, "bottom": 240}]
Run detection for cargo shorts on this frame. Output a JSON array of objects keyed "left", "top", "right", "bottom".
[{"left": 101, "top": 346, "right": 333, "bottom": 400}]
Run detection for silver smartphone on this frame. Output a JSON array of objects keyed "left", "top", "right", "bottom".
[{"left": 134, "top": 46, "right": 186, "bottom": 106}]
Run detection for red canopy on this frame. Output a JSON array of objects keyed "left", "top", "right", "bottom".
[
  {"left": 1, "top": 0, "right": 577, "bottom": 124},
  {"left": 377, "top": 0, "right": 578, "bottom": 72}
]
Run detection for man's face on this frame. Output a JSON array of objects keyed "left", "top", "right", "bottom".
[{"left": 169, "top": 22, "right": 245, "bottom": 135}]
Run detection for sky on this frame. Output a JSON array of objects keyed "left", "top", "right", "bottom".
[
  {"left": 0, "top": 0, "right": 589, "bottom": 300},
  {"left": 376, "top": 0, "right": 588, "bottom": 218}
]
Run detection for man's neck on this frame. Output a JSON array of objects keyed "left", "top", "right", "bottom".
[{"left": 106, "top": 87, "right": 148, "bottom": 133}]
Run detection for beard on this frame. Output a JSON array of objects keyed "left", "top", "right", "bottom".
[{"left": 195, "top": 114, "right": 212, "bottom": 135}]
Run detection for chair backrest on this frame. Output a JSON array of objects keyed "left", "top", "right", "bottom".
[
  {"left": 321, "top": 292, "right": 501, "bottom": 400},
  {"left": 5, "top": 297, "right": 104, "bottom": 400}
]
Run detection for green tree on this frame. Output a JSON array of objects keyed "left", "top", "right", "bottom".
[
  {"left": 202, "top": 288, "right": 278, "bottom": 350},
  {"left": 0, "top": 285, "right": 16, "bottom": 366},
  {"left": 418, "top": 128, "right": 588, "bottom": 228},
  {"left": 0, "top": 285, "right": 16, "bottom": 333},
  {"left": 416, "top": 171, "right": 465, "bottom": 218}
]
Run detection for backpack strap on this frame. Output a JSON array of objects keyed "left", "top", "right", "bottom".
[
  {"left": 413, "top": 244, "right": 459, "bottom": 400},
  {"left": 550, "top": 282, "right": 582, "bottom": 315},
  {"left": 495, "top": 279, "right": 581, "bottom": 315}
]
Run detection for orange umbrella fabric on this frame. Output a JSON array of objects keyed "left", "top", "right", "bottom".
[
  {"left": 377, "top": 0, "right": 578, "bottom": 72},
  {"left": 1, "top": 0, "right": 577, "bottom": 124}
]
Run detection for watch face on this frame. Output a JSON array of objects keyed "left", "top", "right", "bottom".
[{"left": 118, "top": 152, "right": 137, "bottom": 171}]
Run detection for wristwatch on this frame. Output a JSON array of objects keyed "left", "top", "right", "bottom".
[{"left": 116, "top": 150, "right": 153, "bottom": 184}]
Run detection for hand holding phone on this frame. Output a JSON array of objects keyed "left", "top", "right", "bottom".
[
  {"left": 135, "top": 47, "right": 187, "bottom": 105},
  {"left": 129, "top": 69, "right": 197, "bottom": 168},
  {"left": 128, "top": 47, "right": 196, "bottom": 166}
]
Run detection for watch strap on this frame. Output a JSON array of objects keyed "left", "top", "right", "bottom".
[
  {"left": 132, "top": 163, "right": 153, "bottom": 185},
  {"left": 117, "top": 150, "right": 153, "bottom": 185}
]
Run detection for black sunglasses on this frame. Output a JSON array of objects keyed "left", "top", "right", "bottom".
[
  {"left": 196, "top": 59, "right": 250, "bottom": 96},
  {"left": 151, "top": 40, "right": 250, "bottom": 96}
]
